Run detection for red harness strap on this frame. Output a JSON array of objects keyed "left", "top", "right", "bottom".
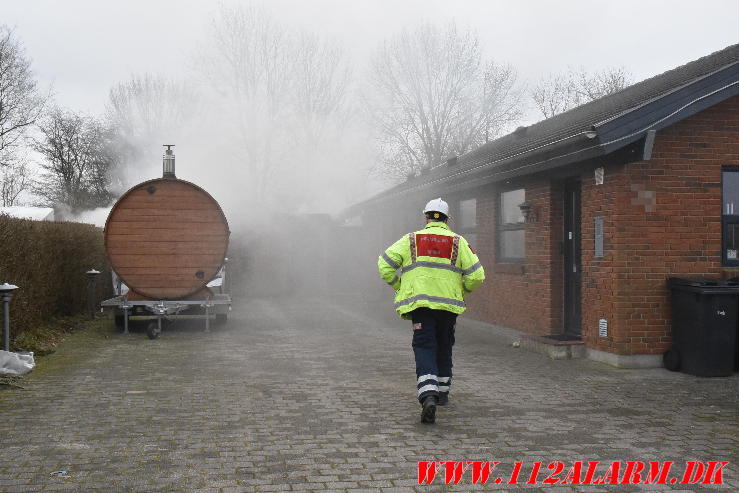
[
  {"left": 450, "top": 235, "right": 460, "bottom": 266},
  {"left": 408, "top": 232, "right": 417, "bottom": 263}
]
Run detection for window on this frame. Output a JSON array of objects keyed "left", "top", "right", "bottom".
[
  {"left": 722, "top": 169, "right": 739, "bottom": 266},
  {"left": 498, "top": 188, "right": 525, "bottom": 262},
  {"left": 456, "top": 198, "right": 477, "bottom": 247}
]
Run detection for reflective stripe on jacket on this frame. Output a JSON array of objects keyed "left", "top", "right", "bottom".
[{"left": 377, "top": 221, "right": 485, "bottom": 319}]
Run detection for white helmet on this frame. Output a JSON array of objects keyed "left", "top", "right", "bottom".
[{"left": 423, "top": 198, "right": 449, "bottom": 217}]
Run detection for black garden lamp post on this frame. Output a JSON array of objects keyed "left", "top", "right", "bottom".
[
  {"left": 0, "top": 283, "right": 19, "bottom": 351},
  {"left": 86, "top": 270, "right": 100, "bottom": 320}
]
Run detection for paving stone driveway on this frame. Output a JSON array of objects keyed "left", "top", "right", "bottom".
[{"left": 0, "top": 295, "right": 737, "bottom": 492}]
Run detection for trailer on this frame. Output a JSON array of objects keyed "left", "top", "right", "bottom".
[
  {"left": 101, "top": 268, "right": 231, "bottom": 339},
  {"left": 101, "top": 145, "right": 232, "bottom": 339}
]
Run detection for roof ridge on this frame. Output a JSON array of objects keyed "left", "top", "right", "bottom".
[{"left": 594, "top": 47, "right": 739, "bottom": 127}]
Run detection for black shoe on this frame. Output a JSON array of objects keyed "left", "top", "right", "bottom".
[
  {"left": 437, "top": 393, "right": 448, "bottom": 406},
  {"left": 421, "top": 396, "right": 437, "bottom": 424}
]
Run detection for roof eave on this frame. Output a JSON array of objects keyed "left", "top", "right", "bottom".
[
  {"left": 596, "top": 62, "right": 739, "bottom": 153},
  {"left": 341, "top": 137, "right": 605, "bottom": 217}
]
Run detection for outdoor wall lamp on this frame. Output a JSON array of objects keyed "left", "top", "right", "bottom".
[
  {"left": 518, "top": 201, "right": 537, "bottom": 223},
  {"left": 0, "top": 282, "right": 19, "bottom": 351}
]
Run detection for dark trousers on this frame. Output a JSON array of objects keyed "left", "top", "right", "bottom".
[{"left": 411, "top": 308, "right": 457, "bottom": 403}]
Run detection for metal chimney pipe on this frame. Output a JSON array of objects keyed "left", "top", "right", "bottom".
[{"left": 163, "top": 145, "right": 176, "bottom": 178}]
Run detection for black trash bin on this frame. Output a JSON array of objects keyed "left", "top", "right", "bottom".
[{"left": 665, "top": 277, "right": 738, "bottom": 377}]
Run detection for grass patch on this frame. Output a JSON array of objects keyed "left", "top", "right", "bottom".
[
  {"left": 2, "top": 315, "right": 116, "bottom": 387},
  {"left": 29, "top": 315, "right": 116, "bottom": 378},
  {"left": 0, "top": 374, "right": 24, "bottom": 389},
  {"left": 12, "top": 314, "right": 99, "bottom": 355}
]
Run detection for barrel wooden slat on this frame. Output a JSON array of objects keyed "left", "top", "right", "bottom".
[
  {"left": 116, "top": 267, "right": 222, "bottom": 276},
  {"left": 105, "top": 178, "right": 230, "bottom": 299},
  {"left": 113, "top": 254, "right": 222, "bottom": 267},
  {"left": 127, "top": 188, "right": 213, "bottom": 198},
  {"left": 122, "top": 278, "right": 218, "bottom": 288},
  {"left": 106, "top": 222, "right": 227, "bottom": 233},
  {"left": 107, "top": 232, "right": 229, "bottom": 243},
  {"left": 126, "top": 287, "right": 214, "bottom": 301},
  {"left": 111, "top": 209, "right": 225, "bottom": 222},
  {"left": 122, "top": 274, "right": 218, "bottom": 283},
  {"left": 117, "top": 197, "right": 216, "bottom": 209},
  {"left": 126, "top": 287, "right": 209, "bottom": 299},
  {"left": 108, "top": 241, "right": 228, "bottom": 255}
]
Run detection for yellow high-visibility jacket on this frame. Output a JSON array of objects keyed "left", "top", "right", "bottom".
[{"left": 377, "top": 221, "right": 485, "bottom": 319}]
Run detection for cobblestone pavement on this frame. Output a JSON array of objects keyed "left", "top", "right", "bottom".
[{"left": 0, "top": 295, "right": 737, "bottom": 493}]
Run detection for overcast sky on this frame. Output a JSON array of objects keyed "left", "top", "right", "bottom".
[{"left": 4, "top": 0, "right": 738, "bottom": 119}]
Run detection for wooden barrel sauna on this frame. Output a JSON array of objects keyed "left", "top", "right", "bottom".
[{"left": 104, "top": 178, "right": 230, "bottom": 300}]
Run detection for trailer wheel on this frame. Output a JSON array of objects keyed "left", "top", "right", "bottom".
[
  {"left": 146, "top": 321, "right": 161, "bottom": 340},
  {"left": 215, "top": 313, "right": 228, "bottom": 325},
  {"left": 115, "top": 314, "right": 125, "bottom": 329}
]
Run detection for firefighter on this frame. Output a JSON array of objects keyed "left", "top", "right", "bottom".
[{"left": 377, "top": 198, "right": 485, "bottom": 423}]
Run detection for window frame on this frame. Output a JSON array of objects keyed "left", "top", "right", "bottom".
[
  {"left": 497, "top": 187, "right": 526, "bottom": 263},
  {"left": 722, "top": 166, "right": 739, "bottom": 267},
  {"left": 456, "top": 197, "right": 478, "bottom": 247}
]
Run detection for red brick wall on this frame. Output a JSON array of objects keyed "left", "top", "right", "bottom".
[
  {"left": 581, "top": 93, "right": 739, "bottom": 355},
  {"left": 366, "top": 95, "right": 738, "bottom": 356},
  {"left": 466, "top": 94, "right": 739, "bottom": 355},
  {"left": 465, "top": 179, "right": 563, "bottom": 336},
  {"left": 580, "top": 163, "right": 620, "bottom": 353}
]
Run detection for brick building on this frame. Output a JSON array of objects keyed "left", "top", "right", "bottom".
[{"left": 344, "top": 44, "right": 739, "bottom": 368}]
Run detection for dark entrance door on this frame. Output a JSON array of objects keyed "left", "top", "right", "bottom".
[{"left": 563, "top": 180, "right": 582, "bottom": 338}]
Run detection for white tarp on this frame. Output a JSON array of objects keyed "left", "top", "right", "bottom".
[{"left": 0, "top": 350, "right": 35, "bottom": 376}]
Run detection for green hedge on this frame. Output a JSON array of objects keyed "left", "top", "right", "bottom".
[{"left": 0, "top": 215, "right": 111, "bottom": 341}]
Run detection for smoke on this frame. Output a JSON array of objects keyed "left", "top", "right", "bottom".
[
  {"left": 56, "top": 205, "right": 112, "bottom": 227},
  {"left": 103, "top": 6, "right": 382, "bottom": 240},
  {"left": 88, "top": 4, "right": 391, "bottom": 300}
]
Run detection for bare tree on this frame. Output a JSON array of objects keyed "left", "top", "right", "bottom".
[
  {"left": 532, "top": 67, "right": 632, "bottom": 119},
  {"left": 529, "top": 72, "right": 571, "bottom": 120},
  {"left": 0, "top": 158, "right": 31, "bottom": 206},
  {"left": 366, "top": 22, "right": 522, "bottom": 181},
  {"left": 199, "top": 3, "right": 292, "bottom": 206},
  {"left": 0, "top": 25, "right": 47, "bottom": 167},
  {"left": 106, "top": 73, "right": 202, "bottom": 188},
  {"left": 197, "top": 4, "right": 351, "bottom": 209},
  {"left": 34, "top": 107, "right": 117, "bottom": 211},
  {"left": 292, "top": 32, "right": 351, "bottom": 145}
]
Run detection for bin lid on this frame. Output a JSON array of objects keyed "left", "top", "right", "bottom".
[{"left": 668, "top": 277, "right": 739, "bottom": 291}]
